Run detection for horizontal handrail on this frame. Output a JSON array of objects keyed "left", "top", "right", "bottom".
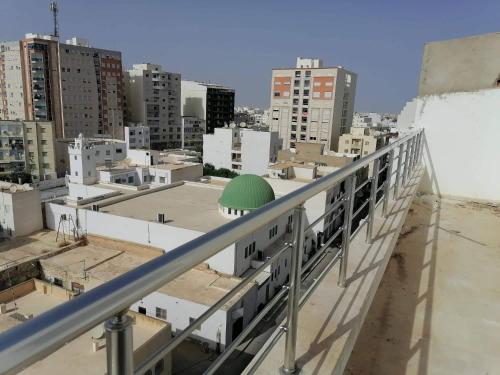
[{"left": 0, "top": 130, "right": 421, "bottom": 374}]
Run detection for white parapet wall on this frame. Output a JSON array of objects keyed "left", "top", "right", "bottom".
[{"left": 416, "top": 88, "right": 500, "bottom": 201}]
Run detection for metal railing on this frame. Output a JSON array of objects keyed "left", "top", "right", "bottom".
[{"left": 0, "top": 130, "right": 424, "bottom": 375}]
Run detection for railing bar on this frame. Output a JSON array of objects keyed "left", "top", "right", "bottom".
[
  {"left": 354, "top": 177, "right": 371, "bottom": 193},
  {"left": 301, "top": 226, "right": 343, "bottom": 275},
  {"left": 0, "top": 131, "right": 422, "bottom": 375},
  {"left": 204, "top": 287, "right": 289, "bottom": 375},
  {"left": 241, "top": 325, "right": 286, "bottom": 375},
  {"left": 321, "top": 207, "right": 345, "bottom": 228},
  {"left": 352, "top": 199, "right": 370, "bottom": 219},
  {"left": 376, "top": 183, "right": 385, "bottom": 193},
  {"left": 133, "top": 243, "right": 290, "bottom": 374},
  {"left": 305, "top": 195, "right": 345, "bottom": 231},
  {"left": 299, "top": 251, "right": 342, "bottom": 308},
  {"left": 378, "top": 164, "right": 388, "bottom": 174}
]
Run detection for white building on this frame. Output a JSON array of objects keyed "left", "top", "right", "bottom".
[
  {"left": 124, "top": 64, "right": 181, "bottom": 149},
  {"left": 181, "top": 116, "right": 205, "bottom": 150},
  {"left": 0, "top": 182, "right": 43, "bottom": 238},
  {"left": 44, "top": 166, "right": 344, "bottom": 349},
  {"left": 203, "top": 127, "right": 281, "bottom": 175},
  {"left": 125, "top": 124, "right": 150, "bottom": 150}
]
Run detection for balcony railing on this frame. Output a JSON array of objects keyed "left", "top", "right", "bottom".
[{"left": 0, "top": 130, "right": 424, "bottom": 375}]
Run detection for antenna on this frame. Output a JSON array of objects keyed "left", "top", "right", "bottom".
[{"left": 49, "top": 1, "right": 59, "bottom": 37}]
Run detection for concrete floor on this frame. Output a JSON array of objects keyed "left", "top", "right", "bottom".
[
  {"left": 346, "top": 195, "right": 500, "bottom": 375},
  {"left": 254, "top": 169, "right": 422, "bottom": 375}
]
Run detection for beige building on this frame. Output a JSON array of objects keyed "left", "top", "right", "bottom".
[
  {"left": 270, "top": 57, "right": 357, "bottom": 152},
  {"left": 0, "top": 120, "right": 59, "bottom": 180},
  {"left": 338, "top": 127, "right": 391, "bottom": 176},
  {"left": 0, "top": 182, "right": 43, "bottom": 239},
  {"left": 0, "top": 34, "right": 124, "bottom": 140},
  {"left": 338, "top": 126, "right": 390, "bottom": 156}
]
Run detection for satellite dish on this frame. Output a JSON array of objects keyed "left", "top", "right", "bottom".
[
  {"left": 229, "top": 122, "right": 236, "bottom": 128},
  {"left": 240, "top": 122, "right": 247, "bottom": 128}
]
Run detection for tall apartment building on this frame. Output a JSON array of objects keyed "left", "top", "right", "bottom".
[
  {"left": 269, "top": 57, "right": 357, "bottom": 151},
  {"left": 124, "top": 64, "right": 181, "bottom": 149},
  {"left": 0, "top": 34, "right": 124, "bottom": 140},
  {"left": 0, "top": 120, "right": 58, "bottom": 180},
  {"left": 181, "top": 81, "right": 235, "bottom": 134}
]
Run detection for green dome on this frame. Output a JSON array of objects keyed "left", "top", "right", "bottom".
[{"left": 219, "top": 174, "right": 275, "bottom": 211}]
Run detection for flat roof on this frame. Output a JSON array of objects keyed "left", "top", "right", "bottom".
[
  {"left": 100, "top": 183, "right": 231, "bottom": 232},
  {"left": 0, "top": 287, "right": 165, "bottom": 375},
  {"left": 0, "top": 231, "right": 78, "bottom": 271},
  {"left": 39, "top": 236, "right": 250, "bottom": 310},
  {"left": 269, "top": 162, "right": 315, "bottom": 170}
]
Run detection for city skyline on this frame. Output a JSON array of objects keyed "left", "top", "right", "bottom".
[{"left": 1, "top": 0, "right": 499, "bottom": 113}]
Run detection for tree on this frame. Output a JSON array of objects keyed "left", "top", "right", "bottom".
[{"left": 203, "top": 163, "right": 239, "bottom": 179}]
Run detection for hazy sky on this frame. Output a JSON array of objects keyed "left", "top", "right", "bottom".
[{"left": 1, "top": 0, "right": 499, "bottom": 113}]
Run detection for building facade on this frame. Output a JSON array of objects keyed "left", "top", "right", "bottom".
[
  {"left": 0, "top": 120, "right": 58, "bottom": 180},
  {"left": 125, "top": 124, "right": 150, "bottom": 150},
  {"left": 0, "top": 182, "right": 43, "bottom": 238},
  {"left": 181, "top": 81, "right": 235, "bottom": 134},
  {"left": 124, "top": 64, "right": 181, "bottom": 149},
  {"left": 269, "top": 57, "right": 357, "bottom": 152},
  {"left": 0, "top": 34, "right": 124, "bottom": 140},
  {"left": 203, "top": 127, "right": 281, "bottom": 175},
  {"left": 181, "top": 116, "right": 205, "bottom": 150}
]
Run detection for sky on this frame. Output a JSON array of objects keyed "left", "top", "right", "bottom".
[{"left": 1, "top": 0, "right": 499, "bottom": 113}]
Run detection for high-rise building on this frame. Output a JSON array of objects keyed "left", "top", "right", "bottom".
[
  {"left": 269, "top": 57, "right": 357, "bottom": 151},
  {"left": 0, "top": 34, "right": 124, "bottom": 140},
  {"left": 124, "top": 64, "right": 181, "bottom": 149},
  {"left": 181, "top": 81, "right": 235, "bottom": 134}
]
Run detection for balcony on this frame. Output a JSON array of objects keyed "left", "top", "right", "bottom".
[{"left": 1, "top": 129, "right": 499, "bottom": 375}]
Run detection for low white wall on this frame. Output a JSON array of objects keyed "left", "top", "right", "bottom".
[
  {"left": 416, "top": 89, "right": 500, "bottom": 201},
  {"left": 132, "top": 292, "right": 229, "bottom": 348}
]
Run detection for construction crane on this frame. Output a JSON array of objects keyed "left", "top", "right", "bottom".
[{"left": 49, "top": 1, "right": 59, "bottom": 38}]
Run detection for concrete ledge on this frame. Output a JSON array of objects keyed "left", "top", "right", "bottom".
[{"left": 253, "top": 167, "right": 424, "bottom": 374}]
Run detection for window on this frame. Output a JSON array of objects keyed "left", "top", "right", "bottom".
[
  {"left": 305, "top": 71, "right": 311, "bottom": 77},
  {"left": 154, "top": 359, "right": 164, "bottom": 375},
  {"left": 295, "top": 71, "right": 301, "bottom": 77},
  {"left": 138, "top": 306, "right": 146, "bottom": 315},
  {"left": 155, "top": 307, "right": 167, "bottom": 320},
  {"left": 106, "top": 150, "right": 111, "bottom": 156},
  {"left": 53, "top": 277, "right": 63, "bottom": 287},
  {"left": 159, "top": 176, "right": 165, "bottom": 183},
  {"left": 294, "top": 80, "right": 300, "bottom": 87},
  {"left": 116, "top": 148, "right": 123, "bottom": 154},
  {"left": 75, "top": 171, "right": 79, "bottom": 176}
]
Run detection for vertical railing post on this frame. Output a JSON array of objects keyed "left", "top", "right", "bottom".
[
  {"left": 281, "top": 204, "right": 306, "bottom": 374},
  {"left": 394, "top": 144, "right": 403, "bottom": 199},
  {"left": 105, "top": 310, "right": 134, "bottom": 375},
  {"left": 418, "top": 131, "right": 425, "bottom": 164},
  {"left": 338, "top": 174, "right": 356, "bottom": 287},
  {"left": 408, "top": 137, "right": 415, "bottom": 177},
  {"left": 402, "top": 140, "right": 411, "bottom": 187},
  {"left": 383, "top": 150, "right": 394, "bottom": 217},
  {"left": 366, "top": 158, "right": 380, "bottom": 243}
]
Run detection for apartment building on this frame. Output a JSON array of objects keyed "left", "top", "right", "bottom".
[
  {"left": 0, "top": 120, "right": 58, "bottom": 179},
  {"left": 203, "top": 126, "right": 281, "bottom": 175},
  {"left": 181, "top": 116, "right": 205, "bottom": 150},
  {"left": 269, "top": 57, "right": 357, "bottom": 152},
  {"left": 124, "top": 64, "right": 181, "bottom": 149},
  {"left": 0, "top": 34, "right": 124, "bottom": 140},
  {"left": 181, "top": 81, "right": 235, "bottom": 134}
]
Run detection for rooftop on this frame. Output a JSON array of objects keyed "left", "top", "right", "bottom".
[
  {"left": 100, "top": 182, "right": 231, "bottom": 232},
  {"left": 39, "top": 236, "right": 250, "bottom": 309},
  {"left": 0, "top": 280, "right": 166, "bottom": 375}
]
